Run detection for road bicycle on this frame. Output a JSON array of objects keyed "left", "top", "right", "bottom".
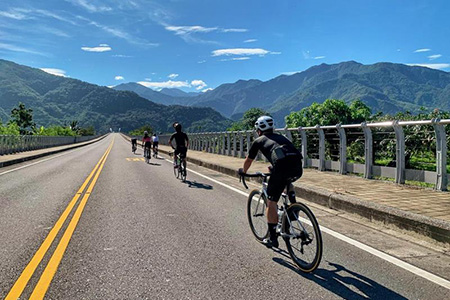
[
  {"left": 239, "top": 172, "right": 322, "bottom": 273},
  {"left": 170, "top": 152, "right": 187, "bottom": 182},
  {"left": 143, "top": 146, "right": 151, "bottom": 164}
]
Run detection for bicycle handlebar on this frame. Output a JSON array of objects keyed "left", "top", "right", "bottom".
[{"left": 238, "top": 172, "right": 271, "bottom": 189}]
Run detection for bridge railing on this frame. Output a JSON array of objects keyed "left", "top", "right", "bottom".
[
  {"left": 160, "top": 119, "right": 449, "bottom": 191},
  {"left": 0, "top": 135, "right": 101, "bottom": 156}
]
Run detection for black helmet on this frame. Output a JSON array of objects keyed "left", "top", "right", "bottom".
[{"left": 174, "top": 122, "right": 182, "bottom": 132}]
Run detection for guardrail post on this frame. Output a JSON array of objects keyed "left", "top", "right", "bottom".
[
  {"left": 336, "top": 124, "right": 347, "bottom": 175},
  {"left": 238, "top": 132, "right": 244, "bottom": 158},
  {"left": 226, "top": 132, "right": 231, "bottom": 156},
  {"left": 393, "top": 121, "right": 405, "bottom": 184},
  {"left": 432, "top": 119, "right": 448, "bottom": 191},
  {"left": 284, "top": 126, "right": 292, "bottom": 141},
  {"left": 232, "top": 132, "right": 237, "bottom": 157},
  {"left": 361, "top": 122, "right": 373, "bottom": 179},
  {"left": 316, "top": 125, "right": 325, "bottom": 171},
  {"left": 246, "top": 131, "right": 251, "bottom": 157},
  {"left": 298, "top": 127, "right": 308, "bottom": 168}
]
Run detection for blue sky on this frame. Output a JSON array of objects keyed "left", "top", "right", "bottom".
[{"left": 1, "top": 0, "right": 449, "bottom": 92}]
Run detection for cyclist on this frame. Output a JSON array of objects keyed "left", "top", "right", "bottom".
[
  {"left": 168, "top": 123, "right": 189, "bottom": 168},
  {"left": 152, "top": 133, "right": 159, "bottom": 157},
  {"left": 238, "top": 116, "right": 303, "bottom": 248},
  {"left": 131, "top": 138, "right": 137, "bottom": 153},
  {"left": 142, "top": 131, "right": 152, "bottom": 160}
]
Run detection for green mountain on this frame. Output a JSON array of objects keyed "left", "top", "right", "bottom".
[
  {"left": 0, "top": 59, "right": 231, "bottom": 133},
  {"left": 112, "top": 61, "right": 450, "bottom": 126}
]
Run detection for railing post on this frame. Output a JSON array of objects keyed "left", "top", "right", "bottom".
[
  {"left": 316, "top": 125, "right": 325, "bottom": 171},
  {"left": 336, "top": 124, "right": 347, "bottom": 175},
  {"left": 298, "top": 127, "right": 308, "bottom": 168},
  {"left": 284, "top": 126, "right": 292, "bottom": 141},
  {"left": 239, "top": 132, "right": 244, "bottom": 158},
  {"left": 221, "top": 133, "right": 225, "bottom": 155},
  {"left": 232, "top": 131, "right": 237, "bottom": 157},
  {"left": 246, "top": 131, "right": 251, "bottom": 157},
  {"left": 432, "top": 119, "right": 448, "bottom": 191},
  {"left": 393, "top": 121, "right": 405, "bottom": 184},
  {"left": 227, "top": 132, "right": 231, "bottom": 156},
  {"left": 361, "top": 122, "right": 373, "bottom": 179}
]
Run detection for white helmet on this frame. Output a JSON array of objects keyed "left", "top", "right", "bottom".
[{"left": 254, "top": 116, "right": 274, "bottom": 131}]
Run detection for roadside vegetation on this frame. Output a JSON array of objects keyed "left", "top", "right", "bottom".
[{"left": 0, "top": 102, "right": 95, "bottom": 136}]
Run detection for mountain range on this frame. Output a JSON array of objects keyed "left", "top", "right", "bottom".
[
  {"left": 0, "top": 59, "right": 231, "bottom": 133},
  {"left": 114, "top": 61, "right": 450, "bottom": 125}
]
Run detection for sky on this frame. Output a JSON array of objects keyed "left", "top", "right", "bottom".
[{"left": 0, "top": 0, "right": 449, "bottom": 93}]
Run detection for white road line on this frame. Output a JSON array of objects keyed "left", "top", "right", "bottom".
[
  {"left": 167, "top": 157, "right": 450, "bottom": 290},
  {"left": 0, "top": 143, "right": 99, "bottom": 176}
]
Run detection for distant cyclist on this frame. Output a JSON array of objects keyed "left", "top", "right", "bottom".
[
  {"left": 169, "top": 123, "right": 189, "bottom": 168},
  {"left": 142, "top": 131, "right": 152, "bottom": 159},
  {"left": 238, "top": 116, "right": 303, "bottom": 248},
  {"left": 152, "top": 133, "right": 159, "bottom": 157},
  {"left": 131, "top": 138, "right": 137, "bottom": 153}
]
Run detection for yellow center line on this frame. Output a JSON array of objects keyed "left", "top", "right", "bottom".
[
  {"left": 29, "top": 139, "right": 114, "bottom": 299},
  {"left": 5, "top": 139, "right": 113, "bottom": 300}
]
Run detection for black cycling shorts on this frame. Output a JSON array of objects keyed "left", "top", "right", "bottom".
[
  {"left": 144, "top": 141, "right": 152, "bottom": 148},
  {"left": 174, "top": 146, "right": 187, "bottom": 159},
  {"left": 267, "top": 156, "right": 303, "bottom": 202},
  {"left": 152, "top": 142, "right": 159, "bottom": 148}
]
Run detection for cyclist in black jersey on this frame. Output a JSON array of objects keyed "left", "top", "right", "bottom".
[
  {"left": 169, "top": 123, "right": 189, "bottom": 168},
  {"left": 239, "top": 116, "right": 303, "bottom": 248}
]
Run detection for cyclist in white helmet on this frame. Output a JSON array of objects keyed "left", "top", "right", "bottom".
[{"left": 239, "top": 116, "right": 303, "bottom": 248}]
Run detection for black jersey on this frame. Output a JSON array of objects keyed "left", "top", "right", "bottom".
[
  {"left": 169, "top": 132, "right": 189, "bottom": 148},
  {"left": 248, "top": 132, "right": 300, "bottom": 165}
]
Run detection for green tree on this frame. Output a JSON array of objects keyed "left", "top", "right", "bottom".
[
  {"left": 79, "top": 126, "right": 96, "bottom": 136},
  {"left": 129, "top": 125, "right": 153, "bottom": 136},
  {"left": 0, "top": 120, "right": 20, "bottom": 135},
  {"left": 228, "top": 108, "right": 270, "bottom": 131},
  {"left": 9, "top": 102, "right": 36, "bottom": 135}
]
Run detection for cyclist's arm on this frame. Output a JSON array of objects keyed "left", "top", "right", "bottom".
[{"left": 242, "top": 157, "right": 253, "bottom": 173}]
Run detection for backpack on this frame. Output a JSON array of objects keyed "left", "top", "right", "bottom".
[{"left": 270, "top": 144, "right": 303, "bottom": 166}]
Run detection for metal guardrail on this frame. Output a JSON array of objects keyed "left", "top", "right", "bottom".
[
  {"left": 0, "top": 135, "right": 101, "bottom": 156},
  {"left": 159, "top": 119, "right": 449, "bottom": 191}
]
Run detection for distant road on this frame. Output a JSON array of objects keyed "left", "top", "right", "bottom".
[{"left": 1, "top": 133, "right": 449, "bottom": 299}]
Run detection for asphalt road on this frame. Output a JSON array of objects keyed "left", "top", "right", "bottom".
[{"left": 1, "top": 133, "right": 449, "bottom": 299}]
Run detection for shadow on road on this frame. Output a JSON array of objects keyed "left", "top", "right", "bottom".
[
  {"left": 147, "top": 162, "right": 161, "bottom": 166},
  {"left": 273, "top": 259, "right": 407, "bottom": 300},
  {"left": 184, "top": 180, "right": 213, "bottom": 190}
]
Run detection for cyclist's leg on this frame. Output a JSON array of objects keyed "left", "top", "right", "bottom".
[
  {"left": 265, "top": 174, "right": 285, "bottom": 247},
  {"left": 173, "top": 148, "right": 180, "bottom": 167}
]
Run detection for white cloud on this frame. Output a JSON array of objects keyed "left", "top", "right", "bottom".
[
  {"left": 115, "top": 76, "right": 124, "bottom": 80},
  {"left": 244, "top": 39, "right": 257, "bottom": 43},
  {"left": 191, "top": 80, "right": 207, "bottom": 90},
  {"left": 428, "top": 54, "right": 442, "bottom": 60},
  {"left": 0, "top": 10, "right": 28, "bottom": 20},
  {"left": 202, "top": 88, "right": 213, "bottom": 93},
  {"left": 107, "top": 85, "right": 115, "bottom": 88},
  {"left": 414, "top": 48, "right": 431, "bottom": 53},
  {"left": 198, "top": 60, "right": 206, "bottom": 64},
  {"left": 168, "top": 73, "right": 179, "bottom": 79},
  {"left": 81, "top": 44, "right": 112, "bottom": 52},
  {"left": 212, "top": 48, "right": 272, "bottom": 56},
  {"left": 40, "top": 68, "right": 67, "bottom": 77},
  {"left": 281, "top": 71, "right": 301, "bottom": 76},
  {"left": 314, "top": 56, "right": 326, "bottom": 59},
  {"left": 220, "top": 57, "right": 251, "bottom": 61},
  {"left": 165, "top": 25, "right": 217, "bottom": 35},
  {"left": 0, "top": 42, "right": 47, "bottom": 56},
  {"left": 138, "top": 80, "right": 190, "bottom": 89},
  {"left": 112, "top": 54, "right": 132, "bottom": 58},
  {"left": 221, "top": 28, "right": 248, "bottom": 33},
  {"left": 66, "top": 0, "right": 112, "bottom": 13},
  {"left": 144, "top": 78, "right": 152, "bottom": 81},
  {"left": 407, "top": 63, "right": 450, "bottom": 70}
]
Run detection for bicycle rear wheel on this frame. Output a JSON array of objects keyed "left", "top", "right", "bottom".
[
  {"left": 180, "top": 160, "right": 187, "bottom": 182},
  {"left": 282, "top": 203, "right": 322, "bottom": 272},
  {"left": 247, "top": 190, "right": 268, "bottom": 241}
]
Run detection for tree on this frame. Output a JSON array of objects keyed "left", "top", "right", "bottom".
[
  {"left": 228, "top": 108, "right": 270, "bottom": 131},
  {"left": 9, "top": 102, "right": 35, "bottom": 135},
  {"left": 129, "top": 125, "right": 154, "bottom": 136}
]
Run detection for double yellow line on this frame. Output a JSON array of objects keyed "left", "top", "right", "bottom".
[{"left": 6, "top": 139, "right": 114, "bottom": 300}]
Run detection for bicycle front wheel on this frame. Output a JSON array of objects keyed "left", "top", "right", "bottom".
[
  {"left": 282, "top": 202, "right": 322, "bottom": 272},
  {"left": 247, "top": 190, "right": 268, "bottom": 241}
]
